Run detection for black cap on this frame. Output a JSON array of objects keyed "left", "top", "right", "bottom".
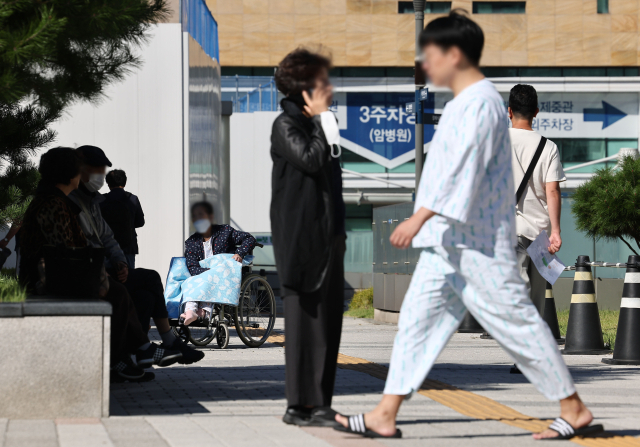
[{"left": 77, "top": 145, "right": 112, "bottom": 167}]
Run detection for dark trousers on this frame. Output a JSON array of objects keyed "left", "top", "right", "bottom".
[
  {"left": 122, "top": 268, "right": 169, "bottom": 333},
  {"left": 283, "top": 235, "right": 346, "bottom": 408},
  {"left": 102, "top": 277, "right": 149, "bottom": 364}
]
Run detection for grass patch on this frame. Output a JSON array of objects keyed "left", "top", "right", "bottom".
[
  {"left": 0, "top": 270, "right": 26, "bottom": 303},
  {"left": 344, "top": 287, "right": 374, "bottom": 319},
  {"left": 557, "top": 309, "right": 619, "bottom": 350}
]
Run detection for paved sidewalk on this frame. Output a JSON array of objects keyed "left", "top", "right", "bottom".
[{"left": 1, "top": 315, "right": 639, "bottom": 447}]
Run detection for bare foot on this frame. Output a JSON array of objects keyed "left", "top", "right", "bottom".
[
  {"left": 533, "top": 394, "right": 593, "bottom": 440},
  {"left": 181, "top": 310, "right": 198, "bottom": 326},
  {"left": 335, "top": 410, "right": 397, "bottom": 437}
]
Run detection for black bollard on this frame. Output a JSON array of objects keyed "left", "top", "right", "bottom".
[
  {"left": 458, "top": 312, "right": 484, "bottom": 333},
  {"left": 542, "top": 281, "right": 565, "bottom": 345}
]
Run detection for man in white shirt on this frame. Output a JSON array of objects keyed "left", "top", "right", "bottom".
[
  {"left": 509, "top": 84, "right": 566, "bottom": 315},
  {"left": 336, "top": 10, "right": 598, "bottom": 441}
]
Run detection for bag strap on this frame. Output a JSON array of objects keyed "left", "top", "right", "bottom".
[
  {"left": 77, "top": 199, "right": 104, "bottom": 248},
  {"left": 515, "top": 136, "right": 547, "bottom": 205}
]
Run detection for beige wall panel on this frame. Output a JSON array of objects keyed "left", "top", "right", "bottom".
[
  {"left": 555, "top": 15, "right": 584, "bottom": 34},
  {"left": 501, "top": 32, "right": 527, "bottom": 51},
  {"left": 373, "top": 32, "right": 400, "bottom": 52},
  {"left": 322, "top": 15, "right": 347, "bottom": 34},
  {"left": 583, "top": 14, "right": 611, "bottom": 33},
  {"left": 500, "top": 15, "right": 527, "bottom": 34},
  {"left": 396, "top": 32, "right": 415, "bottom": 53},
  {"left": 295, "top": 0, "right": 321, "bottom": 14},
  {"left": 481, "top": 50, "right": 502, "bottom": 65},
  {"left": 218, "top": 0, "right": 243, "bottom": 14},
  {"left": 473, "top": 15, "right": 499, "bottom": 32},
  {"left": 556, "top": 0, "right": 584, "bottom": 15},
  {"left": 609, "top": 0, "right": 639, "bottom": 15},
  {"left": 244, "top": 14, "right": 270, "bottom": 33},
  {"left": 347, "top": 0, "right": 372, "bottom": 14},
  {"left": 611, "top": 15, "right": 638, "bottom": 32},
  {"left": 372, "top": 14, "right": 401, "bottom": 33},
  {"left": 528, "top": 33, "right": 555, "bottom": 52},
  {"left": 398, "top": 50, "right": 414, "bottom": 64},
  {"left": 502, "top": 50, "right": 528, "bottom": 65},
  {"left": 321, "top": 0, "right": 347, "bottom": 15},
  {"left": 612, "top": 32, "right": 638, "bottom": 50},
  {"left": 269, "top": 14, "right": 296, "bottom": 33},
  {"left": 484, "top": 32, "right": 502, "bottom": 51},
  {"left": 347, "top": 14, "right": 373, "bottom": 32},
  {"left": 611, "top": 50, "right": 638, "bottom": 64},
  {"left": 528, "top": 50, "right": 556, "bottom": 65},
  {"left": 556, "top": 33, "right": 583, "bottom": 52},
  {"left": 451, "top": 0, "right": 472, "bottom": 12},
  {"left": 205, "top": 0, "right": 216, "bottom": 14},
  {"left": 372, "top": 51, "right": 399, "bottom": 65},
  {"left": 582, "top": 0, "right": 597, "bottom": 15},
  {"left": 219, "top": 14, "right": 244, "bottom": 34},
  {"left": 243, "top": 0, "right": 269, "bottom": 14},
  {"left": 269, "top": 0, "right": 295, "bottom": 14},
  {"left": 556, "top": 50, "right": 587, "bottom": 65},
  {"left": 527, "top": 0, "right": 556, "bottom": 15},
  {"left": 527, "top": 15, "right": 555, "bottom": 33},
  {"left": 269, "top": 33, "right": 296, "bottom": 59},
  {"left": 372, "top": 0, "right": 397, "bottom": 14}
]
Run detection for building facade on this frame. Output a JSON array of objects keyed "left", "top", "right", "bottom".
[{"left": 216, "top": 0, "right": 640, "bottom": 284}]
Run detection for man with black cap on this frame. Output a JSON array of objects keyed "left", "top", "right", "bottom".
[{"left": 69, "top": 145, "right": 204, "bottom": 369}]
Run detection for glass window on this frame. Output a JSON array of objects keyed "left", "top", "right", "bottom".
[
  {"left": 519, "top": 67, "right": 562, "bottom": 77},
  {"left": 388, "top": 162, "right": 416, "bottom": 174},
  {"left": 482, "top": 67, "right": 519, "bottom": 77},
  {"left": 558, "top": 139, "right": 606, "bottom": 173},
  {"left": 341, "top": 149, "right": 385, "bottom": 174},
  {"left": 398, "top": 1, "right": 452, "bottom": 14},
  {"left": 624, "top": 67, "right": 639, "bottom": 76},
  {"left": 597, "top": 0, "right": 609, "bottom": 13},
  {"left": 563, "top": 68, "right": 607, "bottom": 77},
  {"left": 472, "top": 1, "right": 526, "bottom": 13}
]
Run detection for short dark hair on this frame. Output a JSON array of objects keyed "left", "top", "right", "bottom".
[
  {"left": 191, "top": 201, "right": 213, "bottom": 216},
  {"left": 275, "top": 47, "right": 331, "bottom": 96},
  {"left": 419, "top": 10, "right": 484, "bottom": 66},
  {"left": 509, "top": 84, "right": 539, "bottom": 120},
  {"left": 39, "top": 147, "right": 82, "bottom": 186},
  {"left": 106, "top": 169, "right": 127, "bottom": 188}
]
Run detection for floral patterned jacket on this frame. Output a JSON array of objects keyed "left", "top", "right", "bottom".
[{"left": 184, "top": 225, "right": 256, "bottom": 276}]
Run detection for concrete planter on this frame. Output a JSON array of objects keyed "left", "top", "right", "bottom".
[{"left": 0, "top": 298, "right": 111, "bottom": 418}]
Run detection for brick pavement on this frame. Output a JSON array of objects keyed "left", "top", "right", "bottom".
[{"left": 1, "top": 315, "right": 639, "bottom": 447}]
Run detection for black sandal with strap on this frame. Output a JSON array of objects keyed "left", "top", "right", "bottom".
[
  {"left": 334, "top": 414, "right": 402, "bottom": 439},
  {"left": 541, "top": 417, "right": 604, "bottom": 440}
]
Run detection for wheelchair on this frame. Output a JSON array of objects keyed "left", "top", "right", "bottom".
[{"left": 169, "top": 243, "right": 277, "bottom": 349}]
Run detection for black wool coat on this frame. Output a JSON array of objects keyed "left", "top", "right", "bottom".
[{"left": 270, "top": 98, "right": 336, "bottom": 294}]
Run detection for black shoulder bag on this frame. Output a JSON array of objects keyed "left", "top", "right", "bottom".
[
  {"left": 515, "top": 136, "right": 547, "bottom": 204},
  {"left": 43, "top": 246, "right": 105, "bottom": 298}
]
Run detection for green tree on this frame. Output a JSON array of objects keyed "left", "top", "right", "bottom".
[
  {"left": 572, "top": 156, "right": 640, "bottom": 255},
  {"left": 0, "top": 0, "right": 168, "bottom": 228}
]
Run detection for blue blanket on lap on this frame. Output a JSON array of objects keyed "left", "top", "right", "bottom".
[{"left": 164, "top": 254, "right": 247, "bottom": 319}]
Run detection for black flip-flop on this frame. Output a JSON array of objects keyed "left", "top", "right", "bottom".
[
  {"left": 334, "top": 414, "right": 402, "bottom": 439},
  {"left": 540, "top": 417, "right": 604, "bottom": 440}
]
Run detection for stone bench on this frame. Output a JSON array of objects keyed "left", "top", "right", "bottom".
[{"left": 0, "top": 297, "right": 111, "bottom": 418}]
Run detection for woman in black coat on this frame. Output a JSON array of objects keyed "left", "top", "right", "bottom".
[{"left": 270, "top": 48, "right": 346, "bottom": 427}]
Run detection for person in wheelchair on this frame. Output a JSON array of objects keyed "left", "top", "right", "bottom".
[{"left": 182, "top": 201, "right": 257, "bottom": 325}]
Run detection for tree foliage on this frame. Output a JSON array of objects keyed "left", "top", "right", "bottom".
[
  {"left": 0, "top": 0, "right": 168, "bottom": 229},
  {"left": 572, "top": 156, "right": 640, "bottom": 255}
]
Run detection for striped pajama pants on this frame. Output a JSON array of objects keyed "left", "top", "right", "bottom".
[{"left": 383, "top": 244, "right": 576, "bottom": 401}]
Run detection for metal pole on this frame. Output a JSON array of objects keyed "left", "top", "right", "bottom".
[{"left": 413, "top": 0, "right": 425, "bottom": 192}]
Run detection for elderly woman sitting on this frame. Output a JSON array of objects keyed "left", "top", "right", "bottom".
[{"left": 181, "top": 201, "right": 257, "bottom": 325}]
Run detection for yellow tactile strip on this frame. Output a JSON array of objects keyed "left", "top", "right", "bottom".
[{"left": 267, "top": 334, "right": 640, "bottom": 447}]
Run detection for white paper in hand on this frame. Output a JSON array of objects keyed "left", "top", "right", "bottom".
[{"left": 526, "top": 230, "right": 565, "bottom": 285}]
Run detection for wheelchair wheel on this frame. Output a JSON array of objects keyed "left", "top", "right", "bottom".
[
  {"left": 172, "top": 326, "right": 189, "bottom": 343},
  {"left": 234, "top": 275, "right": 276, "bottom": 348},
  {"left": 187, "top": 320, "right": 216, "bottom": 347},
  {"left": 216, "top": 322, "right": 229, "bottom": 349}
]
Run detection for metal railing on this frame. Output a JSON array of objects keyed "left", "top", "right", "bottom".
[{"left": 230, "top": 76, "right": 279, "bottom": 113}]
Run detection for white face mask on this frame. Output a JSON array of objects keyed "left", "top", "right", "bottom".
[
  {"left": 84, "top": 173, "right": 105, "bottom": 192},
  {"left": 193, "top": 219, "right": 211, "bottom": 234}
]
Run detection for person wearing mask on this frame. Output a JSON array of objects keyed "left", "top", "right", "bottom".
[
  {"left": 335, "top": 11, "right": 598, "bottom": 441},
  {"left": 101, "top": 169, "right": 145, "bottom": 269},
  {"left": 19, "top": 147, "right": 181, "bottom": 382},
  {"left": 69, "top": 145, "right": 204, "bottom": 365},
  {"left": 270, "top": 47, "right": 346, "bottom": 427},
  {"left": 182, "top": 201, "right": 256, "bottom": 324}
]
